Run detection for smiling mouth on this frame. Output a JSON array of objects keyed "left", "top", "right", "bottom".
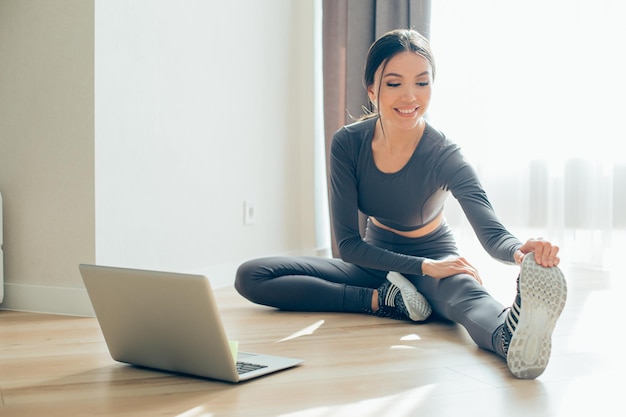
[{"left": 396, "top": 107, "right": 418, "bottom": 115}]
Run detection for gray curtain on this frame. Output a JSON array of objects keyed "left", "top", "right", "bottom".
[{"left": 322, "top": 0, "right": 432, "bottom": 256}]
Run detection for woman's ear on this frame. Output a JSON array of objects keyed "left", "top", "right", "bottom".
[{"left": 367, "top": 86, "right": 377, "bottom": 106}]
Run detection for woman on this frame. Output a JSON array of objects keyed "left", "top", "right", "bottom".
[{"left": 235, "top": 29, "right": 566, "bottom": 379}]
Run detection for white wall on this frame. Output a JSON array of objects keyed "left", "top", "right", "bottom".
[
  {"left": 0, "top": 0, "right": 322, "bottom": 315},
  {"left": 95, "top": 0, "right": 321, "bottom": 286}
]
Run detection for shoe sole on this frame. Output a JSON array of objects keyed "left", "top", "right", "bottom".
[
  {"left": 386, "top": 272, "right": 432, "bottom": 322},
  {"left": 506, "top": 255, "right": 567, "bottom": 379}
]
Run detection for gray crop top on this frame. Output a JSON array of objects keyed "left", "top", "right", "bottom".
[{"left": 329, "top": 116, "right": 522, "bottom": 275}]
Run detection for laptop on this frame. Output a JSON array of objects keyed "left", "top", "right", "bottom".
[{"left": 79, "top": 264, "right": 304, "bottom": 383}]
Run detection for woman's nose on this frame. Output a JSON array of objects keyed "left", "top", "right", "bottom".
[{"left": 401, "top": 85, "right": 417, "bottom": 100}]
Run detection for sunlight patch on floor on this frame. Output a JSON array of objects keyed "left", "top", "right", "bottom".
[
  {"left": 390, "top": 345, "right": 418, "bottom": 350},
  {"left": 176, "top": 405, "right": 215, "bottom": 417},
  {"left": 565, "top": 290, "right": 615, "bottom": 352},
  {"left": 389, "top": 333, "right": 423, "bottom": 350},
  {"left": 556, "top": 373, "right": 622, "bottom": 417},
  {"left": 277, "top": 320, "right": 325, "bottom": 343},
  {"left": 277, "top": 384, "right": 438, "bottom": 417}
]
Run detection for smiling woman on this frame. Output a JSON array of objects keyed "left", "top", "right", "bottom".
[{"left": 235, "top": 29, "right": 567, "bottom": 380}]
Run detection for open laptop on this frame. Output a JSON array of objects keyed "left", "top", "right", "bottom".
[{"left": 79, "top": 264, "right": 303, "bottom": 383}]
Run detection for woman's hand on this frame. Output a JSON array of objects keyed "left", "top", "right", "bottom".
[
  {"left": 422, "top": 256, "right": 482, "bottom": 284},
  {"left": 515, "top": 238, "right": 560, "bottom": 268}
]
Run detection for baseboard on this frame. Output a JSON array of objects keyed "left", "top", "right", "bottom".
[
  {"left": 0, "top": 282, "right": 96, "bottom": 317},
  {"left": 0, "top": 246, "right": 332, "bottom": 317},
  {"left": 0, "top": 275, "right": 234, "bottom": 318}
]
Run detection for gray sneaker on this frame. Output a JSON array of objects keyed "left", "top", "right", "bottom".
[
  {"left": 502, "top": 253, "right": 567, "bottom": 379},
  {"left": 376, "top": 272, "right": 432, "bottom": 322}
]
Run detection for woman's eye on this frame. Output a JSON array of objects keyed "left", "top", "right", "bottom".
[
  {"left": 417, "top": 82, "right": 430, "bottom": 87},
  {"left": 386, "top": 82, "right": 401, "bottom": 87}
]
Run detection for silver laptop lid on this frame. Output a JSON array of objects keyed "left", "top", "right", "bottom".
[{"left": 79, "top": 264, "right": 240, "bottom": 382}]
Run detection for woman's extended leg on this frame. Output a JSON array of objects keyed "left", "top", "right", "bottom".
[
  {"left": 235, "top": 256, "right": 385, "bottom": 313},
  {"left": 411, "top": 273, "right": 507, "bottom": 355},
  {"left": 410, "top": 258, "right": 567, "bottom": 377}
]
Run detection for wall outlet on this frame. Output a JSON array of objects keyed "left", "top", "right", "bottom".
[{"left": 243, "top": 201, "right": 256, "bottom": 225}]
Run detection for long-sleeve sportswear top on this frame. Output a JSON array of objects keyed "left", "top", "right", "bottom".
[{"left": 329, "top": 116, "right": 523, "bottom": 276}]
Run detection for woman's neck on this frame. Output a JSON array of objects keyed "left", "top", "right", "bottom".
[{"left": 376, "top": 117, "right": 426, "bottom": 153}]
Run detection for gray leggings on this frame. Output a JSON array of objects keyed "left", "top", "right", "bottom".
[{"left": 235, "top": 222, "right": 508, "bottom": 356}]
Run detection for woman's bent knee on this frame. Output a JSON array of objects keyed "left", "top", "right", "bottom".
[{"left": 234, "top": 259, "right": 259, "bottom": 300}]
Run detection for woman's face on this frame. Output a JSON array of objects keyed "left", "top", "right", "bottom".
[{"left": 367, "top": 51, "right": 433, "bottom": 130}]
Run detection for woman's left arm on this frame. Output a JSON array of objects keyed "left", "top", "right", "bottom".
[{"left": 445, "top": 150, "right": 560, "bottom": 268}]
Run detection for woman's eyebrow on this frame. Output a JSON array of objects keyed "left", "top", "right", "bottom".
[{"left": 383, "top": 70, "right": 431, "bottom": 78}]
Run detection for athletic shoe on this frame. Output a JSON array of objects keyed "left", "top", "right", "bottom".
[
  {"left": 376, "top": 271, "right": 432, "bottom": 322},
  {"left": 502, "top": 253, "right": 567, "bottom": 379}
]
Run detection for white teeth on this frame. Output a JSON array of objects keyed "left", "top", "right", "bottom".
[{"left": 398, "top": 108, "right": 417, "bottom": 114}]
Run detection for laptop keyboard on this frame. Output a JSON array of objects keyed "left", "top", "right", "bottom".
[{"left": 236, "top": 361, "right": 268, "bottom": 375}]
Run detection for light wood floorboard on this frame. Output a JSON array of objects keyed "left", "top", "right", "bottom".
[{"left": 0, "top": 256, "right": 621, "bottom": 417}]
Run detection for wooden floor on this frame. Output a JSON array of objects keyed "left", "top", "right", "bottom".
[{"left": 0, "top": 256, "right": 621, "bottom": 417}]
